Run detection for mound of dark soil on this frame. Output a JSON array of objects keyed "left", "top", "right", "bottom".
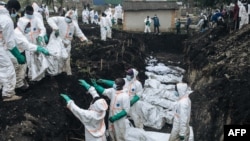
[{"left": 184, "top": 25, "right": 250, "bottom": 141}]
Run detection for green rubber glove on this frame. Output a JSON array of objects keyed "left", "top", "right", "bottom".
[
  {"left": 109, "top": 110, "right": 127, "bottom": 123},
  {"left": 10, "top": 46, "right": 26, "bottom": 64},
  {"left": 44, "top": 34, "right": 49, "bottom": 44},
  {"left": 179, "top": 135, "right": 185, "bottom": 140},
  {"left": 37, "top": 36, "right": 43, "bottom": 45},
  {"left": 55, "top": 29, "right": 59, "bottom": 37},
  {"left": 36, "top": 46, "right": 50, "bottom": 55},
  {"left": 79, "top": 79, "right": 91, "bottom": 90},
  {"left": 91, "top": 78, "right": 105, "bottom": 94},
  {"left": 97, "top": 79, "right": 114, "bottom": 87},
  {"left": 60, "top": 94, "right": 71, "bottom": 104},
  {"left": 130, "top": 95, "right": 140, "bottom": 106}
]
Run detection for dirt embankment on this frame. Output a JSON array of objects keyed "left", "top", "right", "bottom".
[{"left": 184, "top": 25, "right": 250, "bottom": 141}]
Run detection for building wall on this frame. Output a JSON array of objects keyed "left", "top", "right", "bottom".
[{"left": 123, "top": 10, "right": 176, "bottom": 32}]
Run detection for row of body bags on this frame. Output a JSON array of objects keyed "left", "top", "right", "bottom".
[
  {"left": 127, "top": 56, "right": 194, "bottom": 141},
  {"left": 22, "top": 33, "right": 69, "bottom": 81}
]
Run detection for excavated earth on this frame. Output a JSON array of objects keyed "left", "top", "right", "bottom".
[{"left": 0, "top": 20, "right": 249, "bottom": 141}]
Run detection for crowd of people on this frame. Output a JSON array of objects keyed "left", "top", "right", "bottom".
[
  {"left": 175, "top": 0, "right": 250, "bottom": 34},
  {"left": 0, "top": 1, "right": 193, "bottom": 141}
]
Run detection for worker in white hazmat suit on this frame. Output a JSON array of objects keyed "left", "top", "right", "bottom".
[
  {"left": 114, "top": 4, "right": 123, "bottom": 24},
  {"left": 32, "top": 2, "right": 44, "bottom": 23},
  {"left": 105, "top": 10, "right": 113, "bottom": 39},
  {"left": 60, "top": 85, "right": 108, "bottom": 141},
  {"left": 13, "top": 17, "right": 49, "bottom": 90},
  {"left": 238, "top": 1, "right": 249, "bottom": 29},
  {"left": 169, "top": 83, "right": 192, "bottom": 141},
  {"left": 79, "top": 78, "right": 130, "bottom": 141},
  {"left": 23, "top": 5, "right": 49, "bottom": 81},
  {"left": 82, "top": 8, "right": 89, "bottom": 24},
  {"left": 47, "top": 10, "right": 88, "bottom": 75},
  {"left": 99, "top": 12, "right": 108, "bottom": 41},
  {"left": 96, "top": 68, "right": 144, "bottom": 129},
  {"left": 89, "top": 8, "right": 95, "bottom": 24},
  {"left": 94, "top": 11, "right": 99, "bottom": 25},
  {"left": 0, "top": 1, "right": 24, "bottom": 101}
]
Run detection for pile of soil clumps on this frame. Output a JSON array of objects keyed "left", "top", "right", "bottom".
[
  {"left": 184, "top": 25, "right": 250, "bottom": 141},
  {"left": 0, "top": 22, "right": 186, "bottom": 141}
]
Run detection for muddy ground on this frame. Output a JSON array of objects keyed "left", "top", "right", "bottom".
[{"left": 0, "top": 19, "right": 249, "bottom": 141}]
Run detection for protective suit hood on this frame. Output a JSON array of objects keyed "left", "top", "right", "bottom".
[
  {"left": 0, "top": 5, "right": 10, "bottom": 15},
  {"left": 92, "top": 98, "right": 108, "bottom": 112},
  {"left": 65, "top": 10, "right": 74, "bottom": 19},
  {"left": 132, "top": 68, "right": 139, "bottom": 80},
  {"left": 32, "top": 2, "right": 42, "bottom": 12},
  {"left": 176, "top": 83, "right": 193, "bottom": 98},
  {"left": 17, "top": 17, "right": 30, "bottom": 33}
]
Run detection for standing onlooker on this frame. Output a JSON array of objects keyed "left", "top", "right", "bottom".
[
  {"left": 99, "top": 12, "right": 108, "bottom": 41},
  {"left": 144, "top": 16, "right": 152, "bottom": 33},
  {"left": 169, "top": 83, "right": 192, "bottom": 141},
  {"left": 233, "top": 0, "right": 240, "bottom": 30},
  {"left": 176, "top": 18, "right": 181, "bottom": 34},
  {"left": 185, "top": 15, "right": 192, "bottom": 34},
  {"left": 151, "top": 14, "right": 160, "bottom": 34}
]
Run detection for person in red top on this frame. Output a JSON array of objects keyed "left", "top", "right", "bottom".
[{"left": 233, "top": 0, "right": 240, "bottom": 30}]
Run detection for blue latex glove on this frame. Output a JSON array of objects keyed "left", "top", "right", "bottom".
[
  {"left": 60, "top": 94, "right": 71, "bottom": 104},
  {"left": 36, "top": 46, "right": 50, "bottom": 55},
  {"left": 79, "top": 79, "right": 91, "bottom": 90},
  {"left": 37, "top": 36, "right": 43, "bottom": 45},
  {"left": 10, "top": 46, "right": 26, "bottom": 64},
  {"left": 44, "top": 35, "right": 49, "bottom": 44},
  {"left": 179, "top": 135, "right": 185, "bottom": 140}
]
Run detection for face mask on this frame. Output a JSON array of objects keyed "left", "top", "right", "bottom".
[
  {"left": 24, "top": 28, "right": 31, "bottom": 34},
  {"left": 113, "top": 84, "right": 117, "bottom": 90},
  {"left": 126, "top": 75, "right": 133, "bottom": 81},
  {"left": 25, "top": 14, "right": 33, "bottom": 19},
  {"left": 65, "top": 17, "right": 72, "bottom": 23},
  {"left": 10, "top": 13, "right": 17, "bottom": 18}
]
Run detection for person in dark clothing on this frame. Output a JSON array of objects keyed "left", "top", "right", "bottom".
[
  {"left": 151, "top": 14, "right": 160, "bottom": 34},
  {"left": 186, "top": 15, "right": 192, "bottom": 34},
  {"left": 176, "top": 18, "right": 181, "bottom": 34}
]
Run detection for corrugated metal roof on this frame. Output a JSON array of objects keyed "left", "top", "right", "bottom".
[{"left": 123, "top": 1, "right": 178, "bottom": 11}]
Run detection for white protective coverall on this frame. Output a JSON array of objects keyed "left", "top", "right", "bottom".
[
  {"left": 169, "top": 83, "right": 192, "bottom": 141},
  {"left": 47, "top": 10, "right": 88, "bottom": 75},
  {"left": 67, "top": 86, "right": 108, "bottom": 141},
  {"left": 114, "top": 4, "right": 123, "bottom": 24},
  {"left": 94, "top": 11, "right": 99, "bottom": 25},
  {"left": 238, "top": 1, "right": 249, "bottom": 29},
  {"left": 99, "top": 14, "right": 108, "bottom": 41},
  {"left": 82, "top": 9, "right": 89, "bottom": 24},
  {"left": 32, "top": 2, "right": 44, "bottom": 23},
  {"left": 89, "top": 9, "right": 95, "bottom": 24},
  {"left": 0, "top": 6, "right": 19, "bottom": 99},
  {"left": 12, "top": 17, "right": 38, "bottom": 88},
  {"left": 105, "top": 13, "right": 112, "bottom": 39},
  {"left": 102, "top": 88, "right": 130, "bottom": 141},
  {"left": 123, "top": 68, "right": 144, "bottom": 129},
  {"left": 144, "top": 17, "right": 152, "bottom": 33},
  {"left": 24, "top": 15, "right": 48, "bottom": 81}
]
